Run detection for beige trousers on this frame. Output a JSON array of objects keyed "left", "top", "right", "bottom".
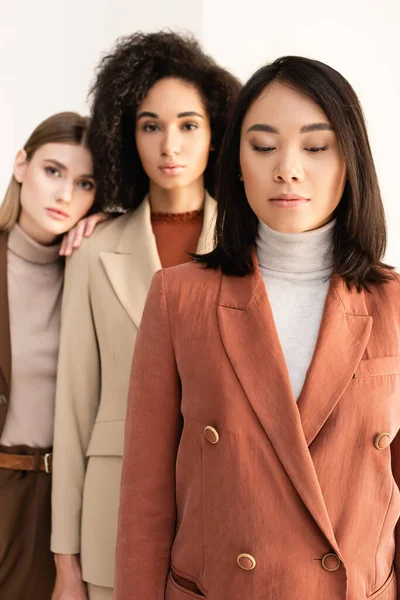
[{"left": 87, "top": 583, "right": 113, "bottom": 600}]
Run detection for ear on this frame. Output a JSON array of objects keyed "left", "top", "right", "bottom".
[{"left": 13, "top": 149, "right": 28, "bottom": 183}]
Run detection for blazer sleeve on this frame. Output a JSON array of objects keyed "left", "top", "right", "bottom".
[
  {"left": 114, "top": 269, "right": 181, "bottom": 600},
  {"left": 392, "top": 430, "right": 400, "bottom": 598},
  {"left": 51, "top": 243, "right": 100, "bottom": 554}
]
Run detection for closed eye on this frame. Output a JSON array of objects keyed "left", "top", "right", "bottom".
[
  {"left": 251, "top": 145, "right": 275, "bottom": 153},
  {"left": 306, "top": 146, "right": 329, "bottom": 153}
]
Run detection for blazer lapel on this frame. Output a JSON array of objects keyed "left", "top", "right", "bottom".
[
  {"left": 100, "top": 194, "right": 217, "bottom": 329},
  {"left": 217, "top": 266, "right": 342, "bottom": 558},
  {"left": 196, "top": 192, "right": 216, "bottom": 254},
  {"left": 0, "top": 232, "right": 11, "bottom": 392},
  {"left": 297, "top": 275, "right": 372, "bottom": 446},
  {"left": 100, "top": 199, "right": 162, "bottom": 329}
]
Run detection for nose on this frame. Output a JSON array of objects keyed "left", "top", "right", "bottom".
[
  {"left": 273, "top": 152, "right": 304, "bottom": 184},
  {"left": 161, "top": 127, "right": 181, "bottom": 157},
  {"left": 56, "top": 180, "right": 74, "bottom": 205}
]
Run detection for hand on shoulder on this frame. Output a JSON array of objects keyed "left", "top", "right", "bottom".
[{"left": 59, "top": 212, "right": 113, "bottom": 257}]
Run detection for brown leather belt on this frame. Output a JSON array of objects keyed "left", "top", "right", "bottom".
[{"left": 0, "top": 452, "right": 52, "bottom": 473}]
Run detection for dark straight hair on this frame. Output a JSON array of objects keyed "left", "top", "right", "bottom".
[{"left": 195, "top": 56, "right": 394, "bottom": 291}]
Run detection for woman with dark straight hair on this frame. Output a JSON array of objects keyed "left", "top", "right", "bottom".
[{"left": 115, "top": 56, "right": 400, "bottom": 600}]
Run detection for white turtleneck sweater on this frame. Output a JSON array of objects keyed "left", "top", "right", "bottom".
[
  {"left": 256, "top": 219, "right": 335, "bottom": 400},
  {"left": 0, "top": 224, "right": 63, "bottom": 448}
]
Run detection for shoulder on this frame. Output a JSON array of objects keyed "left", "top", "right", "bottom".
[
  {"left": 154, "top": 261, "right": 222, "bottom": 306},
  {"left": 65, "top": 212, "right": 135, "bottom": 268},
  {"left": 365, "top": 272, "right": 400, "bottom": 312},
  {"left": 81, "top": 211, "right": 134, "bottom": 250},
  {"left": 164, "top": 260, "right": 221, "bottom": 288}
]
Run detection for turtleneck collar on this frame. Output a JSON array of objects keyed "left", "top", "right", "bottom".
[
  {"left": 8, "top": 224, "right": 61, "bottom": 265},
  {"left": 256, "top": 218, "right": 335, "bottom": 280}
]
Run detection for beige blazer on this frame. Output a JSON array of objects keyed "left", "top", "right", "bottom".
[
  {"left": 0, "top": 233, "right": 11, "bottom": 437},
  {"left": 114, "top": 260, "right": 400, "bottom": 600},
  {"left": 51, "top": 194, "right": 216, "bottom": 588}
]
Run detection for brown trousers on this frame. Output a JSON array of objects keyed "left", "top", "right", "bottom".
[{"left": 0, "top": 445, "right": 55, "bottom": 600}]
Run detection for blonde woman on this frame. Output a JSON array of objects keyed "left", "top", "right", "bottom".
[{"left": 0, "top": 112, "right": 107, "bottom": 600}]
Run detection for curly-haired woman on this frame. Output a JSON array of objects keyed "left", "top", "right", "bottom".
[{"left": 50, "top": 31, "right": 241, "bottom": 600}]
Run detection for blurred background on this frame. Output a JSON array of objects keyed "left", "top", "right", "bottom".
[{"left": 1, "top": 0, "right": 399, "bottom": 263}]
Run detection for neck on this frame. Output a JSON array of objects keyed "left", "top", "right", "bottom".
[
  {"left": 256, "top": 218, "right": 335, "bottom": 279},
  {"left": 148, "top": 178, "right": 205, "bottom": 214},
  {"left": 8, "top": 223, "right": 61, "bottom": 265},
  {"left": 18, "top": 214, "right": 58, "bottom": 246}
]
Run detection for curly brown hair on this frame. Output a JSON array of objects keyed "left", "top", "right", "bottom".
[{"left": 88, "top": 30, "right": 241, "bottom": 211}]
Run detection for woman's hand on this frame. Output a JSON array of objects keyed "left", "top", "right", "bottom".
[
  {"left": 51, "top": 554, "right": 88, "bottom": 600},
  {"left": 59, "top": 212, "right": 111, "bottom": 256}
]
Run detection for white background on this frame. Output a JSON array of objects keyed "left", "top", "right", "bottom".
[
  {"left": 1, "top": 1, "right": 399, "bottom": 264},
  {"left": 0, "top": 1, "right": 202, "bottom": 197}
]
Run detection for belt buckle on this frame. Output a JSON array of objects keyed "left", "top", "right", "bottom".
[{"left": 44, "top": 453, "right": 52, "bottom": 474}]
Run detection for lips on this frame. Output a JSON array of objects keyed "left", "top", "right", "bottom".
[
  {"left": 46, "top": 207, "right": 70, "bottom": 219},
  {"left": 159, "top": 164, "right": 185, "bottom": 175},
  {"left": 269, "top": 193, "right": 309, "bottom": 208}
]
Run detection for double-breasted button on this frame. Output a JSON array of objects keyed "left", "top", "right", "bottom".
[
  {"left": 0, "top": 394, "right": 8, "bottom": 406},
  {"left": 237, "top": 553, "right": 256, "bottom": 571},
  {"left": 321, "top": 553, "right": 341, "bottom": 572},
  {"left": 374, "top": 432, "right": 391, "bottom": 450},
  {"left": 204, "top": 426, "right": 219, "bottom": 444}
]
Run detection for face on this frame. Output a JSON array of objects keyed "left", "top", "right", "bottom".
[
  {"left": 14, "top": 142, "right": 95, "bottom": 245},
  {"left": 135, "top": 77, "right": 212, "bottom": 193},
  {"left": 240, "top": 82, "right": 347, "bottom": 233}
]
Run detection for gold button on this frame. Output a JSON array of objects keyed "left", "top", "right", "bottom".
[
  {"left": 204, "top": 426, "right": 219, "bottom": 444},
  {"left": 237, "top": 553, "right": 256, "bottom": 571},
  {"left": 374, "top": 432, "right": 391, "bottom": 450},
  {"left": 0, "top": 394, "right": 8, "bottom": 406},
  {"left": 321, "top": 553, "right": 341, "bottom": 572}
]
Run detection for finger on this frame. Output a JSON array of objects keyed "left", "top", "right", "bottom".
[
  {"left": 59, "top": 235, "right": 67, "bottom": 256},
  {"left": 72, "top": 220, "right": 86, "bottom": 248},
  {"left": 84, "top": 215, "right": 97, "bottom": 237},
  {"left": 84, "top": 212, "right": 109, "bottom": 237},
  {"left": 64, "top": 228, "right": 77, "bottom": 256}
]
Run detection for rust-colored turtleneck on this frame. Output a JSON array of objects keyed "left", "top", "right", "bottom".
[{"left": 151, "top": 209, "right": 204, "bottom": 269}]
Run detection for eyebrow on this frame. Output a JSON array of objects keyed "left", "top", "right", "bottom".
[
  {"left": 246, "top": 122, "right": 333, "bottom": 134},
  {"left": 43, "top": 159, "right": 94, "bottom": 179},
  {"left": 43, "top": 159, "right": 66, "bottom": 170},
  {"left": 137, "top": 110, "right": 204, "bottom": 120},
  {"left": 300, "top": 123, "right": 333, "bottom": 133}
]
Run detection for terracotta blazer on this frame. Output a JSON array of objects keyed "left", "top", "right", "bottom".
[
  {"left": 51, "top": 194, "right": 216, "bottom": 588},
  {"left": 0, "top": 233, "right": 11, "bottom": 438},
  {"left": 115, "top": 260, "right": 400, "bottom": 600}
]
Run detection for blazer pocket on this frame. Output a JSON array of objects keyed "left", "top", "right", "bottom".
[
  {"left": 85, "top": 419, "right": 125, "bottom": 457},
  {"left": 354, "top": 356, "right": 400, "bottom": 379},
  {"left": 166, "top": 569, "right": 207, "bottom": 599},
  {"left": 367, "top": 567, "right": 396, "bottom": 599}
]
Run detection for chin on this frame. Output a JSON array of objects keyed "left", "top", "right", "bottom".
[
  {"left": 47, "top": 223, "right": 71, "bottom": 237},
  {"left": 262, "top": 218, "right": 304, "bottom": 234}
]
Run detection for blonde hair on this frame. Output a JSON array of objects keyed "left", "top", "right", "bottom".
[{"left": 0, "top": 112, "right": 90, "bottom": 232}]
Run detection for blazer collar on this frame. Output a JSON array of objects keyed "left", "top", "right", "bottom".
[
  {"left": 0, "top": 232, "right": 11, "bottom": 392},
  {"left": 100, "top": 193, "right": 216, "bottom": 328},
  {"left": 217, "top": 257, "right": 372, "bottom": 558}
]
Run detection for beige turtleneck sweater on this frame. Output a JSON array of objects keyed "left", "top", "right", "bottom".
[{"left": 0, "top": 224, "right": 63, "bottom": 448}]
